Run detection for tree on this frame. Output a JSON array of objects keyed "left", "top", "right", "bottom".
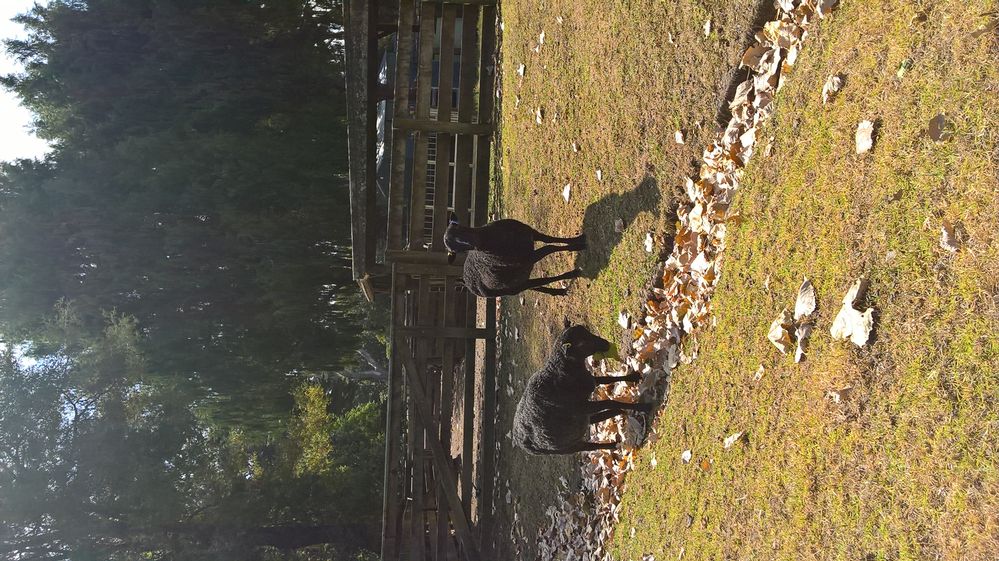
[
  {"left": 0, "top": 0, "right": 384, "bottom": 425},
  {"left": 0, "top": 308, "right": 382, "bottom": 560}
]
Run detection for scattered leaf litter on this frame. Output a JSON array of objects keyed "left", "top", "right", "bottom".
[{"left": 533, "top": 2, "right": 843, "bottom": 559}]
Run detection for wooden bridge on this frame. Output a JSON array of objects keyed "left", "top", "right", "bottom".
[{"left": 343, "top": 0, "right": 499, "bottom": 559}]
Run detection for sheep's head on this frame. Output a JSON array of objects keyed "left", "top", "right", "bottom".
[
  {"left": 559, "top": 324, "right": 611, "bottom": 359},
  {"left": 443, "top": 215, "right": 474, "bottom": 263}
]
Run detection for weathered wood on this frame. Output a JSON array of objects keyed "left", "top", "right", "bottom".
[
  {"left": 398, "top": 326, "right": 494, "bottom": 339},
  {"left": 387, "top": 0, "right": 417, "bottom": 251},
  {"left": 471, "top": 5, "right": 496, "bottom": 227},
  {"left": 344, "top": 0, "right": 379, "bottom": 281},
  {"left": 407, "top": 2, "right": 438, "bottom": 248},
  {"left": 396, "top": 118, "right": 494, "bottom": 136},
  {"left": 394, "top": 262, "right": 465, "bottom": 277},
  {"left": 460, "top": 336, "right": 475, "bottom": 516},
  {"left": 477, "top": 297, "right": 497, "bottom": 553},
  {"left": 386, "top": 249, "right": 464, "bottom": 266},
  {"left": 424, "top": 0, "right": 496, "bottom": 4},
  {"left": 431, "top": 6, "right": 458, "bottom": 252},
  {"left": 452, "top": 5, "right": 479, "bottom": 227},
  {"left": 381, "top": 268, "right": 406, "bottom": 560},
  {"left": 400, "top": 351, "right": 483, "bottom": 561}
]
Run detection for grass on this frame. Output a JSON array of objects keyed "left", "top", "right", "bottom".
[
  {"left": 489, "top": 0, "right": 768, "bottom": 558},
  {"left": 606, "top": 1, "right": 999, "bottom": 560}
]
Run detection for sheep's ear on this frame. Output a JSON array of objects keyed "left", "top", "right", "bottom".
[
  {"left": 448, "top": 212, "right": 459, "bottom": 225},
  {"left": 447, "top": 251, "right": 456, "bottom": 265},
  {"left": 562, "top": 342, "right": 572, "bottom": 354}
]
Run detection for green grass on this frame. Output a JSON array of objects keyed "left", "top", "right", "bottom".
[{"left": 608, "top": 1, "right": 999, "bottom": 559}]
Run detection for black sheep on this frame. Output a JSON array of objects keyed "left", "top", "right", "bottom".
[
  {"left": 513, "top": 323, "right": 651, "bottom": 455},
  {"left": 443, "top": 217, "right": 585, "bottom": 297}
]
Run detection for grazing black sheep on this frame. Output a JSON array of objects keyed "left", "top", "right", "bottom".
[
  {"left": 444, "top": 216, "right": 585, "bottom": 297},
  {"left": 513, "top": 323, "right": 651, "bottom": 455}
]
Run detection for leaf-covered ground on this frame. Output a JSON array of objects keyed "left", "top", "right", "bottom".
[
  {"left": 609, "top": 1, "right": 999, "bottom": 559},
  {"left": 493, "top": 0, "right": 999, "bottom": 560}
]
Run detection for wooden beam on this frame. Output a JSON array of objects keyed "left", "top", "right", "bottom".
[
  {"left": 398, "top": 326, "right": 494, "bottom": 339},
  {"left": 400, "top": 352, "right": 483, "bottom": 561},
  {"left": 471, "top": 5, "right": 496, "bottom": 227},
  {"left": 407, "top": 2, "right": 438, "bottom": 249},
  {"left": 381, "top": 268, "right": 407, "bottom": 560},
  {"left": 386, "top": 249, "right": 464, "bottom": 266},
  {"left": 430, "top": 5, "right": 457, "bottom": 253},
  {"left": 477, "top": 296, "right": 497, "bottom": 553},
  {"left": 394, "top": 262, "right": 465, "bottom": 277},
  {"left": 452, "top": 5, "right": 479, "bottom": 227},
  {"left": 424, "top": 0, "right": 496, "bottom": 4},
  {"left": 396, "top": 118, "right": 494, "bottom": 136},
  {"left": 387, "top": 0, "right": 416, "bottom": 251}
]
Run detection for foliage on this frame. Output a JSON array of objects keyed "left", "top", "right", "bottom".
[{"left": 0, "top": 0, "right": 379, "bottom": 427}]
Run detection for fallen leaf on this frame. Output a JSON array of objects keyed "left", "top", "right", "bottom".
[
  {"left": 698, "top": 458, "right": 712, "bottom": 472},
  {"left": 562, "top": 183, "right": 571, "bottom": 203},
  {"left": 517, "top": 63, "right": 526, "bottom": 77},
  {"left": 538, "top": 30, "right": 545, "bottom": 45},
  {"left": 650, "top": 454, "right": 658, "bottom": 468},
  {"left": 535, "top": 107, "right": 544, "bottom": 125},
  {"left": 940, "top": 220, "right": 959, "bottom": 252},
  {"left": 753, "top": 364, "right": 765, "bottom": 382},
  {"left": 897, "top": 58, "right": 913, "bottom": 79},
  {"left": 794, "top": 321, "right": 812, "bottom": 363},
  {"left": 614, "top": 218, "right": 625, "bottom": 233},
  {"left": 826, "top": 386, "right": 853, "bottom": 404},
  {"left": 855, "top": 120, "right": 875, "bottom": 154},
  {"left": 723, "top": 431, "right": 744, "bottom": 449},
  {"left": 618, "top": 311, "right": 631, "bottom": 329},
  {"left": 675, "top": 130, "right": 686, "bottom": 144},
  {"left": 681, "top": 449, "right": 692, "bottom": 463},
  {"left": 830, "top": 279, "right": 874, "bottom": 346},
  {"left": 928, "top": 114, "right": 954, "bottom": 142},
  {"left": 644, "top": 232, "right": 655, "bottom": 253},
  {"left": 768, "top": 308, "right": 794, "bottom": 353},
  {"left": 703, "top": 19, "right": 712, "bottom": 37},
  {"left": 794, "top": 278, "right": 816, "bottom": 321},
  {"left": 571, "top": 141, "right": 580, "bottom": 153},
  {"left": 596, "top": 169, "right": 603, "bottom": 182},
  {"left": 822, "top": 74, "right": 843, "bottom": 104}
]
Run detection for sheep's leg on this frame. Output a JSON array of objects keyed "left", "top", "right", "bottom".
[
  {"left": 572, "top": 441, "right": 618, "bottom": 453},
  {"left": 588, "top": 409, "right": 626, "bottom": 425},
  {"left": 533, "top": 231, "right": 587, "bottom": 246},
  {"left": 529, "top": 286, "right": 569, "bottom": 296},
  {"left": 593, "top": 373, "right": 641, "bottom": 385},
  {"left": 532, "top": 245, "right": 584, "bottom": 263},
  {"left": 522, "top": 268, "right": 581, "bottom": 293},
  {"left": 584, "top": 400, "right": 654, "bottom": 415}
]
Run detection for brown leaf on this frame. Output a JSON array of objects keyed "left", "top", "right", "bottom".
[
  {"left": 940, "top": 220, "right": 960, "bottom": 252},
  {"left": 822, "top": 75, "right": 843, "bottom": 104},
  {"left": 928, "top": 114, "right": 954, "bottom": 142}
]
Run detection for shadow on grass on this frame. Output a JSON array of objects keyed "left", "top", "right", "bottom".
[{"left": 574, "top": 175, "right": 662, "bottom": 279}]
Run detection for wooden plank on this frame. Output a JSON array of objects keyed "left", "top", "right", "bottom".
[
  {"left": 396, "top": 118, "right": 494, "bottom": 136},
  {"left": 407, "top": 2, "right": 438, "bottom": 249},
  {"left": 387, "top": 249, "right": 463, "bottom": 266},
  {"left": 397, "top": 326, "right": 494, "bottom": 339},
  {"left": 471, "top": 5, "right": 496, "bottom": 227},
  {"left": 452, "top": 5, "right": 479, "bottom": 226},
  {"left": 431, "top": 6, "right": 457, "bottom": 252},
  {"left": 394, "top": 262, "right": 465, "bottom": 277},
  {"left": 424, "top": 0, "right": 496, "bottom": 4},
  {"left": 344, "top": 0, "right": 378, "bottom": 280},
  {"left": 381, "top": 268, "right": 406, "bottom": 560},
  {"left": 400, "top": 351, "right": 483, "bottom": 561},
  {"left": 477, "top": 297, "right": 497, "bottom": 553},
  {"left": 387, "top": 0, "right": 417, "bottom": 251},
  {"left": 460, "top": 335, "right": 475, "bottom": 517},
  {"left": 435, "top": 277, "right": 458, "bottom": 561}
]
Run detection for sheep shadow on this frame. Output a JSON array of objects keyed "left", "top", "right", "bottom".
[{"left": 574, "top": 175, "right": 662, "bottom": 279}]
